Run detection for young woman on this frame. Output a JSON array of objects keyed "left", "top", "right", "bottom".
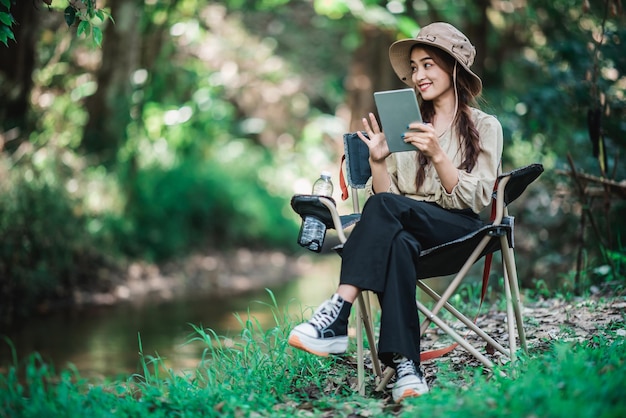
[{"left": 288, "top": 22, "right": 503, "bottom": 403}]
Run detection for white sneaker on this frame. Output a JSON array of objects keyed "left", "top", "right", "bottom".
[
  {"left": 288, "top": 294, "right": 350, "bottom": 356},
  {"left": 391, "top": 355, "right": 429, "bottom": 403}
]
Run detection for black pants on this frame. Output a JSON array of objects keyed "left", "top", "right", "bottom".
[{"left": 339, "top": 193, "right": 484, "bottom": 367}]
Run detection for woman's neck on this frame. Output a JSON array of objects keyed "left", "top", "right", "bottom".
[{"left": 432, "top": 97, "right": 457, "bottom": 137}]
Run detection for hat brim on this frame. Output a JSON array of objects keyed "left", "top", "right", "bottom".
[{"left": 389, "top": 38, "right": 482, "bottom": 96}]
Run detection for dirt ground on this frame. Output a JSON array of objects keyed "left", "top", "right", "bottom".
[
  {"left": 373, "top": 294, "right": 623, "bottom": 401},
  {"left": 299, "top": 292, "right": 626, "bottom": 405},
  {"left": 418, "top": 295, "right": 626, "bottom": 372}
]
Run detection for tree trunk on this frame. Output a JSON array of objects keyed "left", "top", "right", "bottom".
[
  {"left": 0, "top": 2, "right": 40, "bottom": 152},
  {"left": 82, "top": 0, "right": 143, "bottom": 165},
  {"left": 345, "top": 23, "right": 402, "bottom": 134}
]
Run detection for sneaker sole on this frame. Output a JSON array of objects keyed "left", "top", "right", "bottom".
[
  {"left": 288, "top": 330, "right": 348, "bottom": 357},
  {"left": 394, "top": 388, "right": 423, "bottom": 403}
]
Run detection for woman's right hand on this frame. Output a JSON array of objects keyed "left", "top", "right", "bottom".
[{"left": 356, "top": 113, "right": 390, "bottom": 163}]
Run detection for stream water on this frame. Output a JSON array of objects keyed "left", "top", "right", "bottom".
[{"left": 0, "top": 257, "right": 342, "bottom": 380}]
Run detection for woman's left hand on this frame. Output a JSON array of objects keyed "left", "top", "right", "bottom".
[
  {"left": 403, "top": 123, "right": 444, "bottom": 162},
  {"left": 406, "top": 122, "right": 459, "bottom": 192}
]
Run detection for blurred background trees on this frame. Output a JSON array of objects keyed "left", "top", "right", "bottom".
[{"left": 0, "top": 0, "right": 624, "bottom": 324}]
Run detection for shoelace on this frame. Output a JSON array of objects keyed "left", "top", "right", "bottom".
[
  {"left": 395, "top": 357, "right": 417, "bottom": 379},
  {"left": 309, "top": 298, "right": 341, "bottom": 330}
]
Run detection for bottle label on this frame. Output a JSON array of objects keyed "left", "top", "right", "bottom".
[{"left": 297, "top": 216, "right": 326, "bottom": 252}]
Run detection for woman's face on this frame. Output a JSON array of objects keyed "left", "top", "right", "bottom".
[{"left": 410, "top": 47, "right": 454, "bottom": 103}]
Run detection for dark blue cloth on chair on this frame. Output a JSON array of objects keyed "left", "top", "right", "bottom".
[{"left": 343, "top": 132, "right": 371, "bottom": 189}]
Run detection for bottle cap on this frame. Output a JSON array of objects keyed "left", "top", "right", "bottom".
[{"left": 321, "top": 170, "right": 332, "bottom": 178}]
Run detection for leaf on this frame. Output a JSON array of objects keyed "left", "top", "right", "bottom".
[
  {"left": 0, "top": 12, "right": 13, "bottom": 26},
  {"left": 93, "top": 27, "right": 103, "bottom": 46},
  {"left": 64, "top": 6, "right": 76, "bottom": 27},
  {"left": 0, "top": 0, "right": 10, "bottom": 8},
  {"left": 0, "top": 22, "right": 13, "bottom": 39},
  {"left": 0, "top": 23, "right": 9, "bottom": 33},
  {"left": 77, "top": 20, "right": 90, "bottom": 37}
]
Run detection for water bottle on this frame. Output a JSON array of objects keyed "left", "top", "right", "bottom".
[
  {"left": 312, "top": 171, "right": 334, "bottom": 197},
  {"left": 298, "top": 171, "right": 333, "bottom": 252}
]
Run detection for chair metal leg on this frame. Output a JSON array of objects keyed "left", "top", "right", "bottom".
[
  {"left": 359, "top": 292, "right": 382, "bottom": 377},
  {"left": 413, "top": 235, "right": 528, "bottom": 368},
  {"left": 356, "top": 299, "right": 365, "bottom": 395},
  {"left": 417, "top": 301, "right": 495, "bottom": 369},
  {"left": 500, "top": 237, "right": 528, "bottom": 353},
  {"left": 355, "top": 292, "right": 382, "bottom": 395},
  {"left": 417, "top": 281, "right": 509, "bottom": 356},
  {"left": 503, "top": 264, "right": 517, "bottom": 362},
  {"left": 420, "top": 235, "right": 492, "bottom": 334},
  {"left": 375, "top": 367, "right": 395, "bottom": 392},
  {"left": 351, "top": 203, "right": 528, "bottom": 394}
]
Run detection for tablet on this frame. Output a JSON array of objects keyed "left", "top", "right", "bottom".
[{"left": 374, "top": 88, "right": 422, "bottom": 153}]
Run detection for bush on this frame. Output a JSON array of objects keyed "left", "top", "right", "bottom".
[
  {"left": 0, "top": 140, "right": 302, "bottom": 323},
  {"left": 112, "top": 155, "right": 299, "bottom": 262},
  {"left": 0, "top": 161, "right": 105, "bottom": 324}
]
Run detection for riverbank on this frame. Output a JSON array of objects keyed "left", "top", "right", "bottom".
[
  {"left": 0, "top": 251, "right": 338, "bottom": 380},
  {"left": 70, "top": 249, "right": 310, "bottom": 308}
]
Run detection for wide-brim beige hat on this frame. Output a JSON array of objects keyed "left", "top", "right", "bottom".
[{"left": 389, "top": 22, "right": 482, "bottom": 96}]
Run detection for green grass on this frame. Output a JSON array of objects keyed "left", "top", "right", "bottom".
[{"left": 1, "top": 291, "right": 625, "bottom": 417}]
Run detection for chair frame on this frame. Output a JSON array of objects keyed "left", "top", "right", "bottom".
[{"left": 291, "top": 133, "right": 543, "bottom": 395}]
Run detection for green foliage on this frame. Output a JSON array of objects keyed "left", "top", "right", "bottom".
[
  {"left": 67, "top": 2, "right": 112, "bottom": 48},
  {"left": 187, "top": 291, "right": 346, "bottom": 405},
  {"left": 0, "top": 156, "right": 108, "bottom": 324},
  {"left": 0, "top": 0, "right": 14, "bottom": 46},
  {"left": 0, "top": 14, "right": 14, "bottom": 47},
  {"left": 408, "top": 338, "right": 626, "bottom": 418},
  {"left": 1, "top": 293, "right": 626, "bottom": 417},
  {"left": 494, "top": 0, "right": 625, "bottom": 179},
  {"left": 1, "top": 0, "right": 110, "bottom": 47},
  {"left": 573, "top": 241, "right": 626, "bottom": 294},
  {"left": 115, "top": 153, "right": 299, "bottom": 261},
  {"left": 0, "top": 137, "right": 302, "bottom": 320}
]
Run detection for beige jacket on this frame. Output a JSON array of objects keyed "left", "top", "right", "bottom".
[{"left": 366, "top": 107, "right": 503, "bottom": 214}]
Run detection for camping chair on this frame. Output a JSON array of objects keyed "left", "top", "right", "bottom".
[{"left": 290, "top": 132, "right": 544, "bottom": 395}]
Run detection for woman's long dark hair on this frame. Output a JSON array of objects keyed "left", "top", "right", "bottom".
[{"left": 413, "top": 45, "right": 481, "bottom": 190}]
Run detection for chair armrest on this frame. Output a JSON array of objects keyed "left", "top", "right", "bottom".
[
  {"left": 290, "top": 194, "right": 336, "bottom": 228},
  {"left": 291, "top": 195, "right": 359, "bottom": 245},
  {"left": 496, "top": 163, "right": 544, "bottom": 206}
]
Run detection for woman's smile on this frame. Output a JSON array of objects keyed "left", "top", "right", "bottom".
[{"left": 417, "top": 81, "right": 432, "bottom": 92}]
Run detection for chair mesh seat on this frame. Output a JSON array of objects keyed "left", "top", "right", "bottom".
[{"left": 417, "top": 218, "right": 512, "bottom": 279}]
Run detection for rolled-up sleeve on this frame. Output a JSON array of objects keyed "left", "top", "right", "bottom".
[
  {"left": 365, "top": 154, "right": 401, "bottom": 196},
  {"left": 437, "top": 115, "right": 503, "bottom": 212}
]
